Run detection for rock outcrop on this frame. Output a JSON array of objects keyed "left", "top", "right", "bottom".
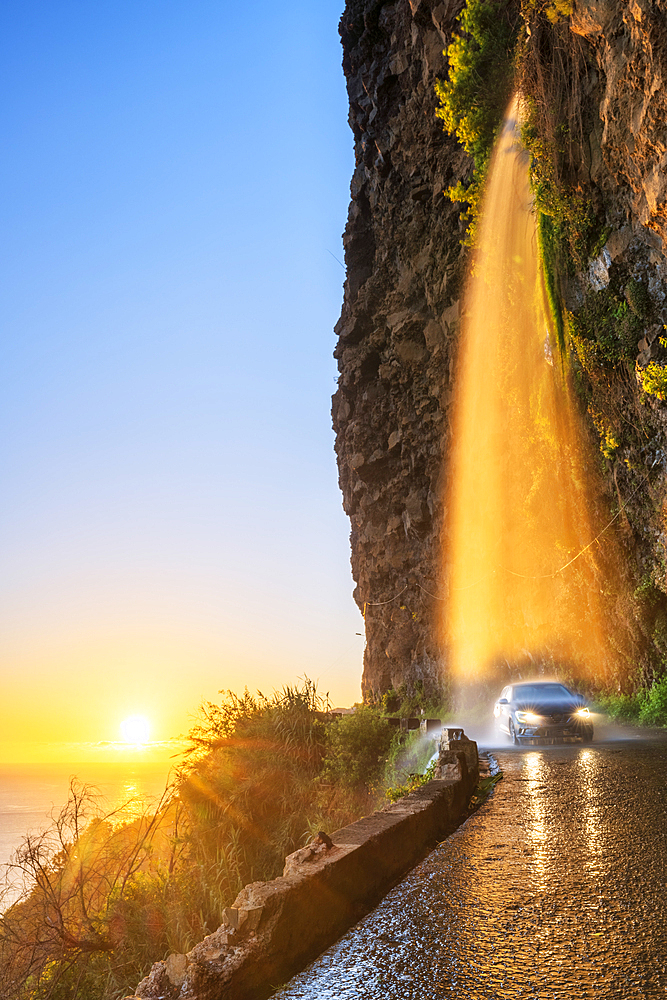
[
  {"left": 571, "top": 0, "right": 667, "bottom": 240},
  {"left": 333, "top": 0, "right": 469, "bottom": 700}
]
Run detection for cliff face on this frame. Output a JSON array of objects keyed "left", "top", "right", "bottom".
[
  {"left": 335, "top": 0, "right": 667, "bottom": 698},
  {"left": 571, "top": 0, "right": 667, "bottom": 240},
  {"left": 333, "top": 0, "right": 468, "bottom": 701},
  {"left": 556, "top": 0, "right": 667, "bottom": 674}
]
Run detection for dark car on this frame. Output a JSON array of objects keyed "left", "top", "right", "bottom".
[{"left": 493, "top": 681, "right": 593, "bottom": 744}]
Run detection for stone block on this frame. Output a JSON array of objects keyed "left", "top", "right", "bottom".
[{"left": 164, "top": 953, "right": 188, "bottom": 988}]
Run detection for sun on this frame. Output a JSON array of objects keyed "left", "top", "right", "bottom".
[{"left": 119, "top": 715, "right": 151, "bottom": 744}]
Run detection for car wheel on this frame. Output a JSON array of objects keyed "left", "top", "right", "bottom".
[
  {"left": 509, "top": 719, "right": 519, "bottom": 745},
  {"left": 582, "top": 727, "right": 594, "bottom": 744}
]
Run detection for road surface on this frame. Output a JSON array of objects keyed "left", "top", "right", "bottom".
[{"left": 274, "top": 728, "right": 667, "bottom": 999}]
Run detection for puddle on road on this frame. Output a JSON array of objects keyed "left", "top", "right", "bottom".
[{"left": 273, "top": 740, "right": 667, "bottom": 1000}]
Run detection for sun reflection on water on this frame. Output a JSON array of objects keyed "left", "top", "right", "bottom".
[
  {"left": 576, "top": 748, "right": 608, "bottom": 879},
  {"left": 524, "top": 752, "right": 548, "bottom": 883}
]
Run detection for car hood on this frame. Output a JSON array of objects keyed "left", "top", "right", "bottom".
[{"left": 514, "top": 699, "right": 583, "bottom": 714}]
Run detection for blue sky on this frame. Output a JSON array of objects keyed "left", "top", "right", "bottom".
[{"left": 0, "top": 0, "right": 363, "bottom": 752}]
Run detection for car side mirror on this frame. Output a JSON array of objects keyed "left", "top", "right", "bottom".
[{"left": 498, "top": 698, "right": 509, "bottom": 705}]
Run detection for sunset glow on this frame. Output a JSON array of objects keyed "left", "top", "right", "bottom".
[
  {"left": 120, "top": 716, "right": 151, "bottom": 744},
  {"left": 0, "top": 0, "right": 362, "bottom": 765}
]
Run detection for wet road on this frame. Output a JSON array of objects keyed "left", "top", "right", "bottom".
[{"left": 274, "top": 729, "right": 667, "bottom": 999}]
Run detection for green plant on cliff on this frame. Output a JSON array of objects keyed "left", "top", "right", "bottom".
[
  {"left": 542, "top": 0, "right": 572, "bottom": 22},
  {"left": 381, "top": 687, "right": 401, "bottom": 714},
  {"left": 518, "top": 0, "right": 601, "bottom": 347},
  {"left": 380, "top": 679, "right": 449, "bottom": 720},
  {"left": 568, "top": 289, "right": 642, "bottom": 368},
  {"left": 637, "top": 358, "right": 667, "bottom": 401},
  {"left": 625, "top": 278, "right": 651, "bottom": 319},
  {"left": 520, "top": 96, "right": 597, "bottom": 276},
  {"left": 586, "top": 405, "right": 620, "bottom": 460},
  {"left": 536, "top": 211, "right": 566, "bottom": 350},
  {"left": 435, "top": 0, "right": 520, "bottom": 244}
]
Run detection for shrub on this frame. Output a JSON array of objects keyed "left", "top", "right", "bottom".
[
  {"left": 435, "top": 0, "right": 519, "bottom": 243},
  {"left": 637, "top": 360, "right": 667, "bottom": 401},
  {"left": 638, "top": 677, "right": 667, "bottom": 727},
  {"left": 568, "top": 289, "right": 642, "bottom": 366},
  {"left": 0, "top": 781, "right": 177, "bottom": 1000},
  {"left": 321, "top": 707, "right": 398, "bottom": 792},
  {"left": 594, "top": 690, "right": 643, "bottom": 722},
  {"left": 587, "top": 405, "right": 621, "bottom": 460},
  {"left": 385, "top": 760, "right": 437, "bottom": 803},
  {"left": 177, "top": 679, "right": 331, "bottom": 891},
  {"left": 381, "top": 688, "right": 401, "bottom": 714}
]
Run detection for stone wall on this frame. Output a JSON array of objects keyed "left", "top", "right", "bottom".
[
  {"left": 125, "top": 738, "right": 478, "bottom": 1000},
  {"left": 333, "top": 0, "right": 469, "bottom": 700}
]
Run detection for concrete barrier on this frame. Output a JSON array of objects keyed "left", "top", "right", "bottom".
[{"left": 126, "top": 735, "right": 478, "bottom": 1000}]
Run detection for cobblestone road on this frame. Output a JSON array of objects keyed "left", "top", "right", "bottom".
[{"left": 274, "top": 729, "right": 667, "bottom": 1000}]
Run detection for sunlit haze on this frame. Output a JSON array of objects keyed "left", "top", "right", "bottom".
[{"left": 0, "top": 0, "right": 363, "bottom": 762}]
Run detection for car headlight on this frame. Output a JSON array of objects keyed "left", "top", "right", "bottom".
[
  {"left": 515, "top": 711, "right": 542, "bottom": 724},
  {"left": 575, "top": 707, "right": 590, "bottom": 718}
]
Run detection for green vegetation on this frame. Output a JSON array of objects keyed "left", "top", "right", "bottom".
[
  {"left": 586, "top": 405, "right": 620, "bottom": 460},
  {"left": 0, "top": 679, "right": 440, "bottom": 1000},
  {"left": 379, "top": 680, "right": 449, "bottom": 720},
  {"left": 321, "top": 705, "right": 398, "bottom": 794},
  {"left": 568, "top": 288, "right": 643, "bottom": 367},
  {"left": 518, "top": 0, "right": 606, "bottom": 359},
  {"left": 536, "top": 212, "right": 566, "bottom": 350},
  {"left": 469, "top": 770, "right": 503, "bottom": 809},
  {"left": 520, "top": 99, "right": 598, "bottom": 275},
  {"left": 435, "top": 0, "right": 520, "bottom": 243},
  {"left": 625, "top": 278, "right": 651, "bottom": 319},
  {"left": 639, "top": 677, "right": 667, "bottom": 725},
  {"left": 385, "top": 759, "right": 437, "bottom": 803},
  {"left": 637, "top": 356, "right": 667, "bottom": 401},
  {"left": 595, "top": 677, "right": 667, "bottom": 727}
]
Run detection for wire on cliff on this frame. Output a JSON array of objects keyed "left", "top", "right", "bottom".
[{"left": 362, "top": 585, "right": 408, "bottom": 618}]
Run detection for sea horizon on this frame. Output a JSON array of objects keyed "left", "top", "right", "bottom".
[
  {"left": 0, "top": 738, "right": 189, "bottom": 766},
  {"left": 0, "top": 754, "right": 181, "bottom": 910}
]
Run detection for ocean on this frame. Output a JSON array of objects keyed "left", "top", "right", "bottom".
[{"left": 0, "top": 760, "right": 174, "bottom": 907}]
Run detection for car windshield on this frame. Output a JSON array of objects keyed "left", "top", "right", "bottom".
[{"left": 512, "top": 683, "right": 573, "bottom": 701}]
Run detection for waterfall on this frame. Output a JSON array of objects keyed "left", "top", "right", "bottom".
[{"left": 445, "top": 99, "right": 620, "bottom": 685}]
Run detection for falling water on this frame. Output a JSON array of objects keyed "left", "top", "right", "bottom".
[{"left": 445, "top": 100, "right": 618, "bottom": 685}]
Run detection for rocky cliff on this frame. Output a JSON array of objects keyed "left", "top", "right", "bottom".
[
  {"left": 333, "top": 0, "right": 468, "bottom": 701},
  {"left": 335, "top": 0, "right": 667, "bottom": 699},
  {"left": 536, "top": 0, "right": 667, "bottom": 680}
]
